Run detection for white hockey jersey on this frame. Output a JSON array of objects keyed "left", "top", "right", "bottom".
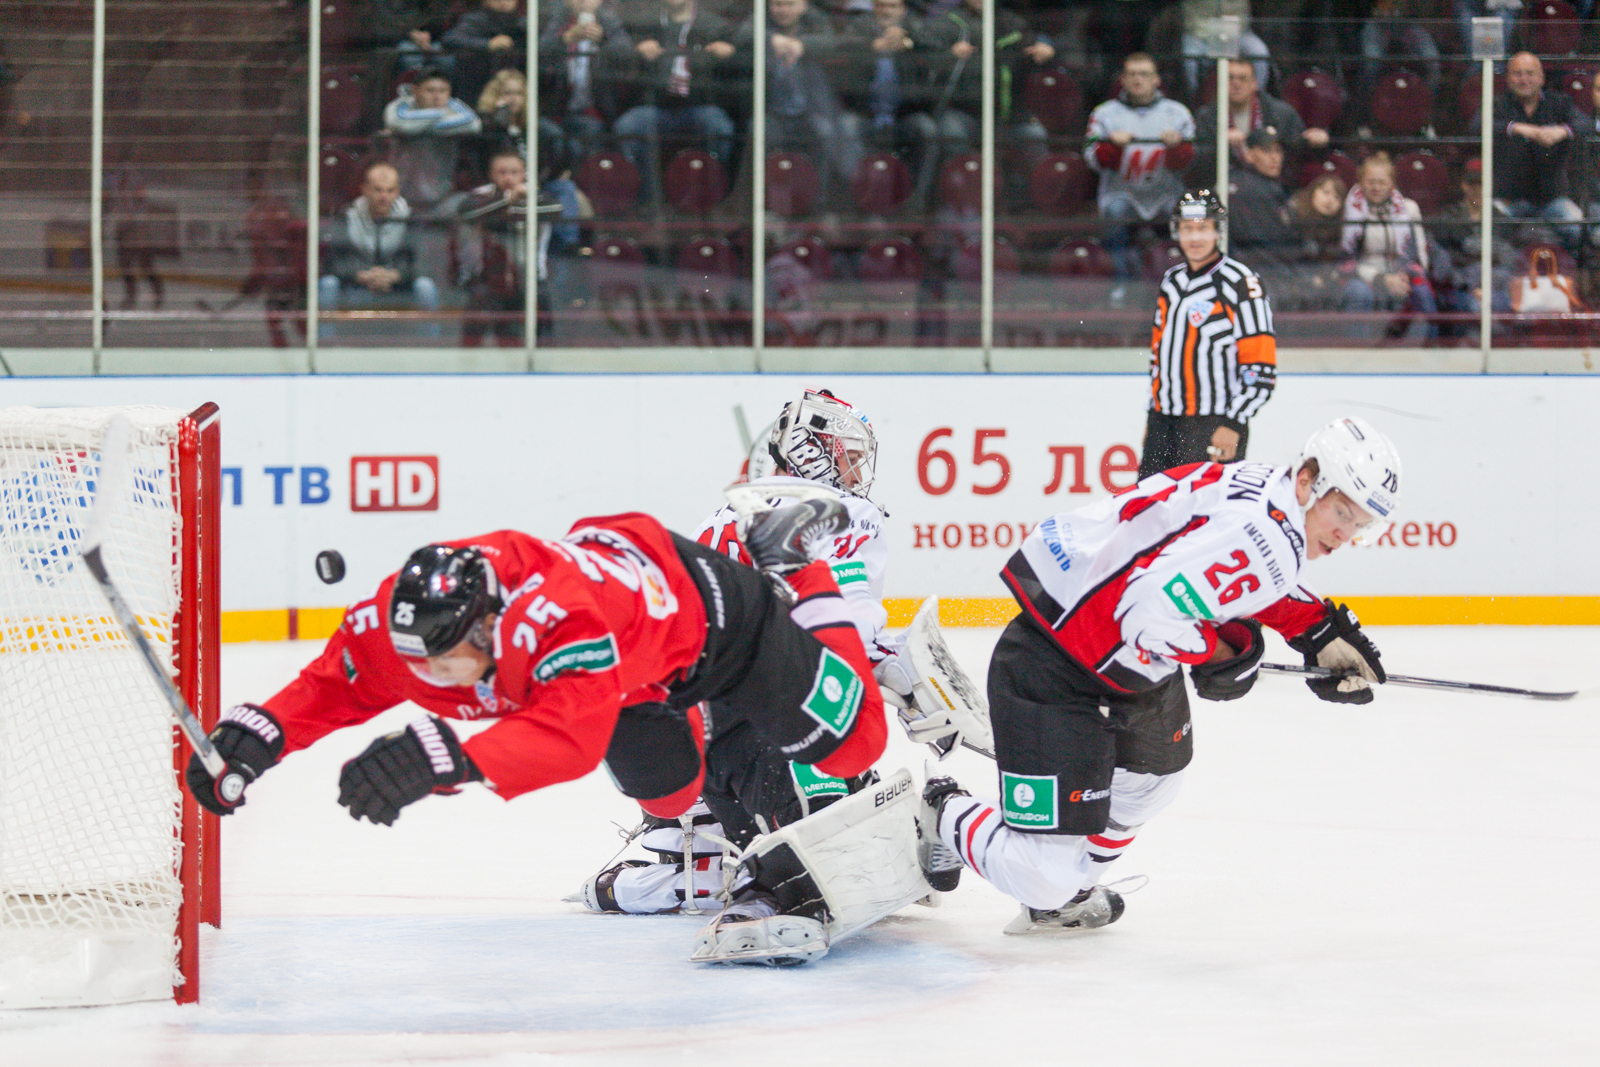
[
  {"left": 695, "top": 475, "right": 890, "bottom": 659},
  {"left": 1085, "top": 92, "right": 1196, "bottom": 220},
  {"left": 1002, "top": 461, "right": 1329, "bottom": 693}
]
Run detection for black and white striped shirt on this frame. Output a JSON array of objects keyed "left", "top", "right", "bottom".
[{"left": 1149, "top": 253, "right": 1276, "bottom": 422}]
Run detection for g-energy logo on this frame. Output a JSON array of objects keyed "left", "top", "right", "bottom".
[{"left": 1266, "top": 503, "right": 1305, "bottom": 566}]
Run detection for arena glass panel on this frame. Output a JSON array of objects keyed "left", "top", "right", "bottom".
[
  {"left": 0, "top": 2, "right": 93, "bottom": 350},
  {"left": 96, "top": 0, "right": 309, "bottom": 350}
]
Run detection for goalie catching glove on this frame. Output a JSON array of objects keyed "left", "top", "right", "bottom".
[
  {"left": 186, "top": 704, "right": 286, "bottom": 816},
  {"left": 338, "top": 714, "right": 482, "bottom": 826},
  {"left": 1288, "top": 600, "right": 1386, "bottom": 704},
  {"left": 1188, "top": 619, "right": 1266, "bottom": 702}
]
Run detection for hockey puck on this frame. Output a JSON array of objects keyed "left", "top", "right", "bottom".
[{"left": 315, "top": 549, "right": 346, "bottom": 585}]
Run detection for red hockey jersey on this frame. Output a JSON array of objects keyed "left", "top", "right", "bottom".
[{"left": 262, "top": 514, "right": 707, "bottom": 798}]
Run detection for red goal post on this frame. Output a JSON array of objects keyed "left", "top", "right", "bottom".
[{"left": 0, "top": 403, "right": 220, "bottom": 1008}]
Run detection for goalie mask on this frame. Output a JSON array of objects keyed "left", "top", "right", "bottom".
[
  {"left": 768, "top": 389, "right": 878, "bottom": 498},
  {"left": 1297, "top": 416, "right": 1402, "bottom": 546},
  {"left": 389, "top": 544, "right": 502, "bottom": 659}
]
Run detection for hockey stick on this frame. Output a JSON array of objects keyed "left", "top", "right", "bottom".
[
  {"left": 1261, "top": 662, "right": 1578, "bottom": 701},
  {"left": 80, "top": 416, "right": 237, "bottom": 787}
]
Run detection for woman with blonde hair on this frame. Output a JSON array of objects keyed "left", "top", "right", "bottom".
[{"left": 1339, "top": 152, "right": 1437, "bottom": 342}]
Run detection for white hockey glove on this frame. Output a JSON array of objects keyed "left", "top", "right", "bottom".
[{"left": 874, "top": 654, "right": 960, "bottom": 754}]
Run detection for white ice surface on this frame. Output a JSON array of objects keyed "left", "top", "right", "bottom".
[{"left": 3, "top": 627, "right": 1598, "bottom": 1066}]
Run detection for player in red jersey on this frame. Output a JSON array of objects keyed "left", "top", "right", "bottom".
[{"left": 185, "top": 503, "right": 886, "bottom": 830}]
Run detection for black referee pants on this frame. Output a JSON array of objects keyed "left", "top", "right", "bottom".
[{"left": 1138, "top": 411, "right": 1250, "bottom": 480}]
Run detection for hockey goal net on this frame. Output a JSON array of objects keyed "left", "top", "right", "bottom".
[{"left": 0, "top": 404, "right": 220, "bottom": 1008}]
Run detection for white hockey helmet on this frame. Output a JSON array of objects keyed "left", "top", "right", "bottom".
[
  {"left": 1297, "top": 416, "right": 1402, "bottom": 546},
  {"left": 768, "top": 388, "right": 878, "bottom": 497}
]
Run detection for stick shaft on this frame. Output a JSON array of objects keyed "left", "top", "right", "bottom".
[{"left": 1261, "top": 662, "right": 1576, "bottom": 701}]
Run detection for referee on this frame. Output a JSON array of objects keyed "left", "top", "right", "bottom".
[{"left": 1138, "top": 189, "right": 1276, "bottom": 479}]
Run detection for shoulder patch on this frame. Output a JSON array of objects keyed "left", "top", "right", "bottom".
[
  {"left": 831, "top": 560, "right": 869, "bottom": 586},
  {"left": 533, "top": 634, "right": 620, "bottom": 683},
  {"left": 342, "top": 648, "right": 358, "bottom": 682}
]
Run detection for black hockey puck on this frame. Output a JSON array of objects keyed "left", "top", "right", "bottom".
[{"left": 315, "top": 549, "right": 346, "bottom": 585}]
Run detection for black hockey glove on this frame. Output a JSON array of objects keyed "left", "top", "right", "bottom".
[
  {"left": 1287, "top": 600, "right": 1386, "bottom": 705},
  {"left": 337, "top": 715, "right": 481, "bottom": 826},
  {"left": 185, "top": 704, "right": 286, "bottom": 816},
  {"left": 1189, "top": 620, "right": 1266, "bottom": 702}
]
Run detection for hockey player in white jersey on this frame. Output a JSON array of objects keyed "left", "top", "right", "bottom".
[
  {"left": 571, "top": 389, "right": 943, "bottom": 958},
  {"left": 917, "top": 417, "right": 1400, "bottom": 934},
  {"left": 1086, "top": 52, "right": 1197, "bottom": 284}
]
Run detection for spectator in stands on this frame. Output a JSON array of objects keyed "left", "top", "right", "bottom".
[
  {"left": 923, "top": 0, "right": 1054, "bottom": 205},
  {"left": 372, "top": 1, "right": 456, "bottom": 76},
  {"left": 1178, "top": 0, "right": 1270, "bottom": 99},
  {"left": 319, "top": 161, "right": 441, "bottom": 342},
  {"left": 1229, "top": 129, "right": 1297, "bottom": 277},
  {"left": 1085, "top": 52, "right": 1195, "bottom": 289},
  {"left": 477, "top": 69, "right": 529, "bottom": 159},
  {"left": 384, "top": 68, "right": 483, "bottom": 212},
  {"left": 538, "top": 0, "right": 633, "bottom": 167},
  {"left": 1480, "top": 52, "right": 1585, "bottom": 254},
  {"left": 443, "top": 0, "right": 528, "bottom": 105},
  {"left": 734, "top": 0, "right": 862, "bottom": 210},
  {"left": 1192, "top": 58, "right": 1326, "bottom": 187},
  {"left": 1432, "top": 158, "right": 1515, "bottom": 340},
  {"left": 1340, "top": 152, "right": 1437, "bottom": 343},
  {"left": 1285, "top": 171, "right": 1348, "bottom": 310},
  {"left": 1357, "top": 0, "right": 1441, "bottom": 126},
  {"left": 1577, "top": 71, "right": 1600, "bottom": 249},
  {"left": 837, "top": 0, "right": 942, "bottom": 210},
  {"left": 615, "top": 0, "right": 738, "bottom": 208}
]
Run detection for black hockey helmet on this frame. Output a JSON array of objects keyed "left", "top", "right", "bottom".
[
  {"left": 388, "top": 544, "right": 502, "bottom": 659},
  {"left": 1170, "top": 188, "right": 1227, "bottom": 241}
]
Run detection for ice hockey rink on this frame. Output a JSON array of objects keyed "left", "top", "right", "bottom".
[{"left": 2, "top": 624, "right": 1595, "bottom": 1067}]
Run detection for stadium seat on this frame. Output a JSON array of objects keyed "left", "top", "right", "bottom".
[
  {"left": 1282, "top": 67, "right": 1345, "bottom": 132},
  {"left": 320, "top": 63, "right": 368, "bottom": 136},
  {"left": 1028, "top": 152, "right": 1093, "bottom": 215},
  {"left": 319, "top": 0, "right": 364, "bottom": 56},
  {"left": 575, "top": 153, "right": 642, "bottom": 216},
  {"left": 1522, "top": 1, "right": 1581, "bottom": 56},
  {"left": 1395, "top": 150, "right": 1450, "bottom": 216},
  {"left": 858, "top": 237, "right": 922, "bottom": 282},
  {"left": 319, "top": 139, "right": 368, "bottom": 214},
  {"left": 851, "top": 153, "right": 913, "bottom": 215},
  {"left": 1023, "top": 67, "right": 1085, "bottom": 135},
  {"left": 1556, "top": 67, "right": 1597, "bottom": 114},
  {"left": 773, "top": 235, "right": 834, "bottom": 279},
  {"left": 590, "top": 235, "right": 647, "bottom": 295},
  {"left": 939, "top": 154, "right": 986, "bottom": 213},
  {"left": 1371, "top": 69, "right": 1434, "bottom": 136},
  {"left": 1047, "top": 239, "right": 1114, "bottom": 278},
  {"left": 663, "top": 150, "right": 727, "bottom": 214},
  {"left": 1144, "top": 241, "right": 1185, "bottom": 282},
  {"left": 952, "top": 236, "right": 1020, "bottom": 286},
  {"left": 1298, "top": 150, "right": 1358, "bottom": 192},
  {"left": 766, "top": 152, "right": 821, "bottom": 218},
  {"left": 1456, "top": 71, "right": 1484, "bottom": 133}
]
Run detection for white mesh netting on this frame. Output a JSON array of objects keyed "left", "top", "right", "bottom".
[{"left": 0, "top": 406, "right": 189, "bottom": 1007}]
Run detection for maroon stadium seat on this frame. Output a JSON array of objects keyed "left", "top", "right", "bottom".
[
  {"left": 319, "top": 139, "right": 368, "bottom": 214},
  {"left": 575, "top": 153, "right": 642, "bottom": 216},
  {"left": 1456, "top": 70, "right": 1484, "bottom": 133},
  {"left": 1395, "top": 150, "right": 1450, "bottom": 216},
  {"left": 1282, "top": 67, "right": 1345, "bottom": 132},
  {"left": 766, "top": 152, "right": 821, "bottom": 217},
  {"left": 1556, "top": 67, "right": 1598, "bottom": 115},
  {"left": 320, "top": 64, "right": 368, "bottom": 136},
  {"left": 952, "top": 237, "right": 1020, "bottom": 288},
  {"left": 1523, "top": 1, "right": 1581, "bottom": 56},
  {"left": 663, "top": 150, "right": 728, "bottom": 214},
  {"left": 1029, "top": 152, "right": 1093, "bottom": 215},
  {"left": 1371, "top": 70, "right": 1434, "bottom": 136},
  {"left": 939, "top": 153, "right": 987, "bottom": 213},
  {"left": 1144, "top": 240, "right": 1186, "bottom": 282},
  {"left": 773, "top": 235, "right": 834, "bottom": 279},
  {"left": 319, "top": 0, "right": 364, "bottom": 55},
  {"left": 858, "top": 237, "right": 922, "bottom": 282},
  {"left": 851, "top": 153, "right": 913, "bottom": 215},
  {"left": 1047, "top": 239, "right": 1114, "bottom": 278},
  {"left": 677, "top": 235, "right": 740, "bottom": 300},
  {"left": 1298, "top": 150, "right": 1358, "bottom": 192},
  {"left": 1023, "top": 67, "right": 1085, "bottom": 135}
]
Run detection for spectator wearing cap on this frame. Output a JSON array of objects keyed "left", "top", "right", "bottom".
[
  {"left": 1192, "top": 58, "right": 1326, "bottom": 187},
  {"left": 1474, "top": 52, "right": 1585, "bottom": 254},
  {"left": 1229, "top": 128, "right": 1298, "bottom": 282},
  {"left": 1432, "top": 158, "right": 1516, "bottom": 340},
  {"left": 1339, "top": 151, "right": 1437, "bottom": 343}
]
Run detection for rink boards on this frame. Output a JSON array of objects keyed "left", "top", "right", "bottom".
[{"left": 0, "top": 373, "right": 1594, "bottom": 628}]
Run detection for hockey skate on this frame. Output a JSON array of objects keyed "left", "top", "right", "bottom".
[
  {"left": 565, "top": 859, "right": 651, "bottom": 913},
  {"left": 1003, "top": 884, "right": 1126, "bottom": 934},
  {"left": 737, "top": 499, "right": 848, "bottom": 576},
  {"left": 918, "top": 772, "right": 968, "bottom": 893},
  {"left": 689, "top": 895, "right": 830, "bottom": 967}
]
